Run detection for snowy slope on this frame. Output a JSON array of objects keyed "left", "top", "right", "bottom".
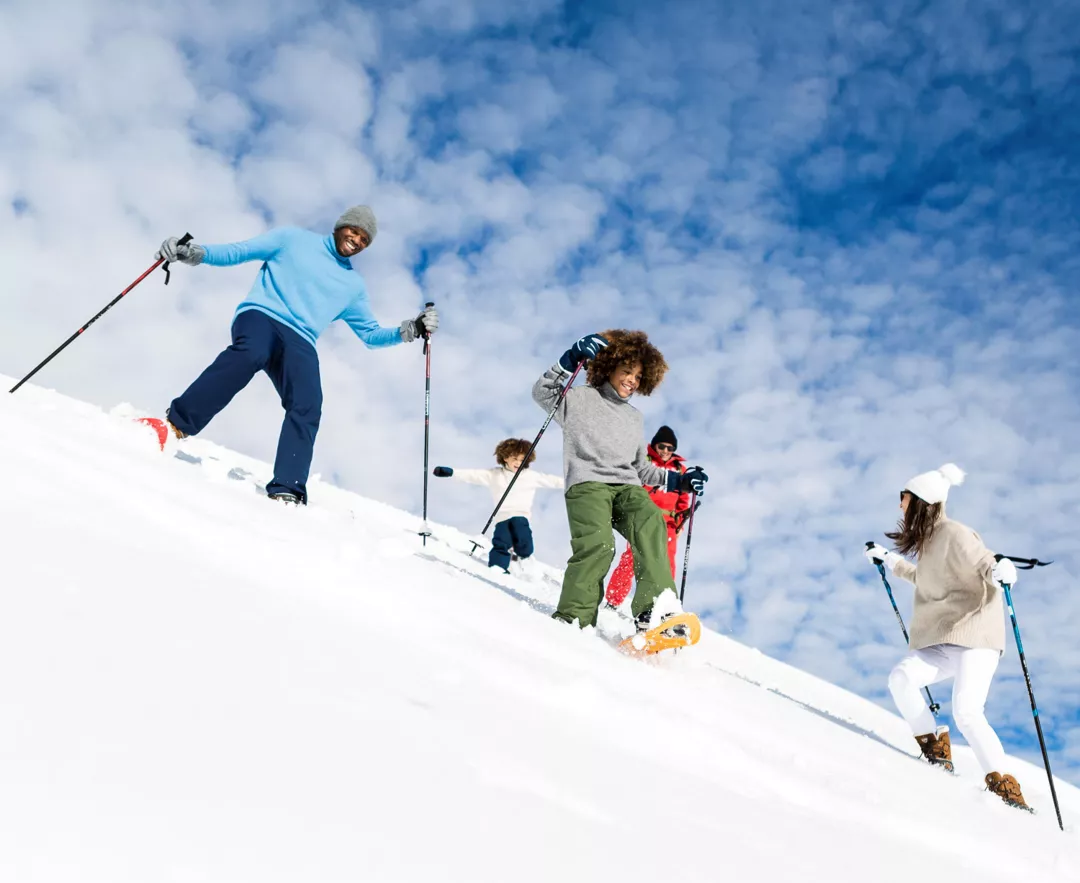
[{"left": 3, "top": 378, "right": 1080, "bottom": 883}]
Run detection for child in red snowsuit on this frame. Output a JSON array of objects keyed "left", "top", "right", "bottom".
[{"left": 604, "top": 425, "right": 692, "bottom": 607}]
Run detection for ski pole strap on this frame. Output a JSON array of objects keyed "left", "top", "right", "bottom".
[
  {"left": 994, "top": 553, "right": 1053, "bottom": 570},
  {"left": 162, "top": 232, "right": 193, "bottom": 286},
  {"left": 675, "top": 500, "right": 702, "bottom": 528}
]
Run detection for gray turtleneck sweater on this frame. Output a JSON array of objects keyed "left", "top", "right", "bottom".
[{"left": 532, "top": 363, "right": 670, "bottom": 490}]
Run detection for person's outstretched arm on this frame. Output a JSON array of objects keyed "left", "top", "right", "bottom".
[
  {"left": 201, "top": 229, "right": 292, "bottom": 266},
  {"left": 339, "top": 289, "right": 407, "bottom": 349},
  {"left": 529, "top": 471, "right": 565, "bottom": 490}
]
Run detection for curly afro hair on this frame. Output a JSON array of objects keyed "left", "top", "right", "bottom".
[
  {"left": 494, "top": 438, "right": 537, "bottom": 467},
  {"left": 585, "top": 329, "right": 668, "bottom": 396}
]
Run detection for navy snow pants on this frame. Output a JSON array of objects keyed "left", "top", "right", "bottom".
[
  {"left": 168, "top": 310, "right": 323, "bottom": 503},
  {"left": 489, "top": 517, "right": 534, "bottom": 571}
]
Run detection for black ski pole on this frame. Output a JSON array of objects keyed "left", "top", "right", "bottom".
[
  {"left": 420, "top": 301, "right": 435, "bottom": 546},
  {"left": 10, "top": 234, "right": 192, "bottom": 394},
  {"left": 865, "top": 542, "right": 941, "bottom": 714},
  {"left": 677, "top": 494, "right": 701, "bottom": 603},
  {"left": 469, "top": 360, "right": 584, "bottom": 556},
  {"left": 996, "top": 556, "right": 1063, "bottom": 830}
]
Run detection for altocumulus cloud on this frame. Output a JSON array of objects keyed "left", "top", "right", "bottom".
[{"left": 2, "top": 0, "right": 1080, "bottom": 779}]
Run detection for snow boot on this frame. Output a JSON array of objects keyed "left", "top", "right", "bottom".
[
  {"left": 636, "top": 590, "right": 688, "bottom": 639},
  {"left": 268, "top": 491, "right": 302, "bottom": 506},
  {"left": 164, "top": 408, "right": 187, "bottom": 440},
  {"left": 915, "top": 727, "right": 954, "bottom": 773},
  {"left": 985, "top": 772, "right": 1029, "bottom": 810}
]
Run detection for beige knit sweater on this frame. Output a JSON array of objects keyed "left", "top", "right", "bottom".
[{"left": 890, "top": 517, "right": 1005, "bottom": 652}]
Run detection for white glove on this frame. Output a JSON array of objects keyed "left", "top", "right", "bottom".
[
  {"left": 865, "top": 544, "right": 889, "bottom": 565},
  {"left": 865, "top": 544, "right": 901, "bottom": 570},
  {"left": 992, "top": 558, "right": 1018, "bottom": 587}
]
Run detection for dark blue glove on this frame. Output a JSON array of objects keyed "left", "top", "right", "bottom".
[
  {"left": 433, "top": 466, "right": 453, "bottom": 477},
  {"left": 667, "top": 466, "right": 708, "bottom": 495},
  {"left": 559, "top": 333, "right": 609, "bottom": 373}
]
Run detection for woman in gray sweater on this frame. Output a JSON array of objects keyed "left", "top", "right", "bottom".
[{"left": 866, "top": 464, "right": 1028, "bottom": 809}]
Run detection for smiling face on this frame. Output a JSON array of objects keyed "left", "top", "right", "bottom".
[
  {"left": 333, "top": 225, "right": 371, "bottom": 258},
  {"left": 503, "top": 454, "right": 525, "bottom": 472},
  {"left": 609, "top": 361, "right": 643, "bottom": 399},
  {"left": 654, "top": 442, "right": 675, "bottom": 462}
]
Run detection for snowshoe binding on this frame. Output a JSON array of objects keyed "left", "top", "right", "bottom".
[
  {"left": 620, "top": 611, "right": 701, "bottom": 658},
  {"left": 915, "top": 727, "right": 955, "bottom": 774},
  {"left": 985, "top": 772, "right": 1032, "bottom": 812}
]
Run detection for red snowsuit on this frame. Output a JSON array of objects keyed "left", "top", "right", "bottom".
[{"left": 604, "top": 446, "right": 692, "bottom": 607}]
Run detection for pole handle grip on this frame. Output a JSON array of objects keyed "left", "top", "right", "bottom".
[
  {"left": 162, "top": 232, "right": 194, "bottom": 286},
  {"left": 865, "top": 540, "right": 885, "bottom": 566},
  {"left": 421, "top": 301, "right": 435, "bottom": 351}
]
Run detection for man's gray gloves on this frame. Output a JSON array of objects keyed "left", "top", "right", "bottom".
[
  {"left": 400, "top": 304, "right": 439, "bottom": 343},
  {"left": 157, "top": 236, "right": 206, "bottom": 266}
]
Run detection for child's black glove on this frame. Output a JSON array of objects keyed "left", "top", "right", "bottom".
[
  {"left": 559, "top": 333, "right": 609, "bottom": 372},
  {"left": 433, "top": 466, "right": 454, "bottom": 477},
  {"left": 667, "top": 466, "right": 708, "bottom": 495}
]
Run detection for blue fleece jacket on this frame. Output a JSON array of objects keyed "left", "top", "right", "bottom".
[{"left": 200, "top": 227, "right": 403, "bottom": 350}]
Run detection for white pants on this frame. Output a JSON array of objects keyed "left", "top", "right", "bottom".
[{"left": 888, "top": 644, "right": 1008, "bottom": 775}]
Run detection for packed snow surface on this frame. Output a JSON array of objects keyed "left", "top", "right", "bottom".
[{"left": 3, "top": 377, "right": 1080, "bottom": 882}]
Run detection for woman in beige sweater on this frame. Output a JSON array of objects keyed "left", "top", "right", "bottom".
[{"left": 865, "top": 463, "right": 1028, "bottom": 810}]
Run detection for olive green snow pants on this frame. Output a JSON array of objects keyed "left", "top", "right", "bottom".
[{"left": 554, "top": 482, "right": 677, "bottom": 628}]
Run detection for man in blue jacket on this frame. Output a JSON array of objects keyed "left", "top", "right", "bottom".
[{"left": 157, "top": 205, "right": 437, "bottom": 506}]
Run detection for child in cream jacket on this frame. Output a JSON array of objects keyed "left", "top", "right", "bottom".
[{"left": 433, "top": 438, "right": 563, "bottom": 572}]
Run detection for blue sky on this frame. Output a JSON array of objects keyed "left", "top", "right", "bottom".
[{"left": 3, "top": 0, "right": 1080, "bottom": 782}]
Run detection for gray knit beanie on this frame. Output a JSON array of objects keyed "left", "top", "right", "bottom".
[{"left": 334, "top": 205, "right": 377, "bottom": 242}]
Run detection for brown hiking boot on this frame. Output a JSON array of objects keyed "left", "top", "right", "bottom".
[
  {"left": 985, "top": 772, "right": 1029, "bottom": 809},
  {"left": 915, "top": 728, "right": 954, "bottom": 773},
  {"left": 165, "top": 409, "right": 187, "bottom": 440}
]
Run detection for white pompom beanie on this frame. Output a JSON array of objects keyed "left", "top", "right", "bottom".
[{"left": 903, "top": 463, "right": 966, "bottom": 505}]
